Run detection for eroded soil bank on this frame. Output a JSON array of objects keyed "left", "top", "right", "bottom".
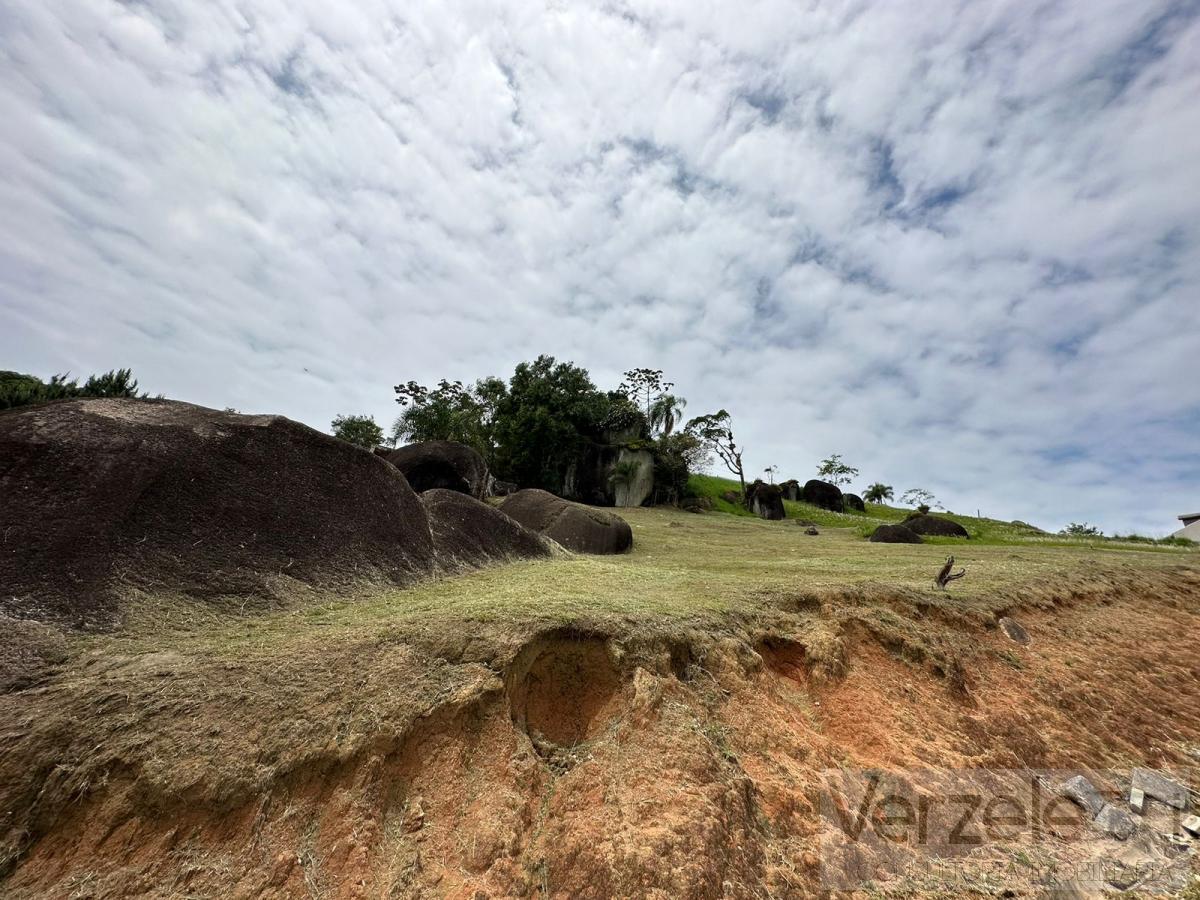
[{"left": 2, "top": 567, "right": 1199, "bottom": 898}]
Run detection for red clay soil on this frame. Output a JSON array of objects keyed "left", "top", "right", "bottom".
[{"left": 1, "top": 572, "right": 1199, "bottom": 898}]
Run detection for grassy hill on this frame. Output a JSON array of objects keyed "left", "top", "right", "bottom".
[{"left": 687, "top": 473, "right": 1193, "bottom": 548}]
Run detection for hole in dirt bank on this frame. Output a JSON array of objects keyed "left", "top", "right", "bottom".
[
  {"left": 506, "top": 631, "right": 624, "bottom": 750},
  {"left": 757, "top": 637, "right": 809, "bottom": 682}
]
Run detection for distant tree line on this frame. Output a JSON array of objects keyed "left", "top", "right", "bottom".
[{"left": 0, "top": 368, "right": 147, "bottom": 410}]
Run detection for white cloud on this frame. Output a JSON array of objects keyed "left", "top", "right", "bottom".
[{"left": 1, "top": 0, "right": 1198, "bottom": 535}]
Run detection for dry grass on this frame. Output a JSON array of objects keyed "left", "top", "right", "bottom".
[{"left": 97, "top": 504, "right": 1199, "bottom": 661}]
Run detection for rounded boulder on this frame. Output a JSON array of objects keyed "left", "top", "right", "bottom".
[
  {"left": 843, "top": 493, "right": 866, "bottom": 512},
  {"left": 802, "top": 479, "right": 845, "bottom": 512},
  {"left": 869, "top": 524, "right": 924, "bottom": 544},
  {"left": 903, "top": 515, "right": 970, "bottom": 538},
  {"left": 745, "top": 481, "right": 786, "bottom": 520},
  {"left": 422, "top": 489, "right": 555, "bottom": 569},
  {"left": 0, "top": 399, "right": 437, "bottom": 628},
  {"left": 385, "top": 440, "right": 489, "bottom": 499},
  {"left": 499, "top": 489, "right": 633, "bottom": 554}
]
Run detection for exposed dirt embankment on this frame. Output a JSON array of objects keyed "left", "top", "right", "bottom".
[{"left": 1, "top": 568, "right": 1199, "bottom": 898}]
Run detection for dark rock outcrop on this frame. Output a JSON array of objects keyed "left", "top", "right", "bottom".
[
  {"left": 745, "top": 481, "right": 785, "bottom": 521},
  {"left": 720, "top": 490, "right": 741, "bottom": 504},
  {"left": 0, "top": 399, "right": 438, "bottom": 628},
  {"left": 843, "top": 493, "right": 866, "bottom": 512},
  {"left": 802, "top": 479, "right": 844, "bottom": 512},
  {"left": 421, "top": 489, "right": 554, "bottom": 569},
  {"left": 385, "top": 440, "right": 489, "bottom": 499},
  {"left": 499, "top": 489, "right": 633, "bottom": 554},
  {"left": 903, "top": 515, "right": 969, "bottom": 538},
  {"left": 869, "top": 524, "right": 924, "bottom": 544},
  {"left": 682, "top": 496, "right": 713, "bottom": 514},
  {"left": 779, "top": 480, "right": 801, "bottom": 502}
]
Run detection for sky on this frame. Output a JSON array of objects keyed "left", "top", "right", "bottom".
[{"left": 2, "top": 0, "right": 1198, "bottom": 535}]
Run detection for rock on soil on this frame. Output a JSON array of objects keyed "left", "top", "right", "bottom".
[
  {"left": 0, "top": 398, "right": 437, "bottom": 628},
  {"left": 745, "top": 481, "right": 785, "bottom": 521},
  {"left": 843, "top": 493, "right": 866, "bottom": 512},
  {"left": 499, "top": 489, "right": 633, "bottom": 554},
  {"left": 1060, "top": 775, "right": 1106, "bottom": 818},
  {"left": 869, "top": 524, "right": 924, "bottom": 544},
  {"left": 999, "top": 617, "right": 1031, "bottom": 645},
  {"left": 902, "top": 514, "right": 970, "bottom": 538},
  {"left": 1130, "top": 768, "right": 1190, "bottom": 810},
  {"left": 421, "top": 489, "right": 555, "bottom": 569},
  {"left": 779, "top": 480, "right": 801, "bottom": 501},
  {"left": 1095, "top": 803, "right": 1134, "bottom": 840},
  {"left": 384, "top": 440, "right": 489, "bottom": 499},
  {"left": 801, "top": 479, "right": 844, "bottom": 512}
]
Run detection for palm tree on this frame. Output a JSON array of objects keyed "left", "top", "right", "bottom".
[
  {"left": 863, "top": 482, "right": 894, "bottom": 504},
  {"left": 649, "top": 394, "right": 687, "bottom": 436}
]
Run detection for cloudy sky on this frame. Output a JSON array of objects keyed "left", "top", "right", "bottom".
[{"left": 2, "top": 0, "right": 1198, "bottom": 534}]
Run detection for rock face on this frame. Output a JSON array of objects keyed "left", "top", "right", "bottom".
[
  {"left": 385, "top": 441, "right": 489, "bottom": 500},
  {"left": 1130, "top": 768, "right": 1190, "bottom": 810},
  {"left": 801, "top": 479, "right": 844, "bottom": 512},
  {"left": 499, "top": 489, "right": 633, "bottom": 555},
  {"left": 1060, "top": 775, "right": 1106, "bottom": 818},
  {"left": 745, "top": 481, "right": 785, "bottom": 521},
  {"left": 779, "top": 480, "right": 801, "bottom": 502},
  {"left": 1095, "top": 804, "right": 1134, "bottom": 839},
  {"left": 843, "top": 493, "right": 866, "bottom": 512},
  {"left": 421, "top": 490, "right": 554, "bottom": 569},
  {"left": 903, "top": 514, "right": 970, "bottom": 538},
  {"left": 869, "top": 524, "right": 924, "bottom": 544},
  {"left": 0, "top": 399, "right": 438, "bottom": 628},
  {"left": 611, "top": 448, "right": 654, "bottom": 508}
]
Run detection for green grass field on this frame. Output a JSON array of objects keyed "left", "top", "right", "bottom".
[{"left": 108, "top": 477, "right": 1197, "bottom": 660}]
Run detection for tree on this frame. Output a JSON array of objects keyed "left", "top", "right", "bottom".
[
  {"left": 685, "top": 410, "right": 746, "bottom": 496},
  {"left": 331, "top": 414, "right": 384, "bottom": 449},
  {"left": 764, "top": 464, "right": 779, "bottom": 484},
  {"left": 619, "top": 368, "right": 673, "bottom": 421},
  {"left": 392, "top": 378, "right": 497, "bottom": 456},
  {"left": 1061, "top": 522, "right": 1102, "bottom": 536},
  {"left": 653, "top": 431, "right": 708, "bottom": 505},
  {"left": 901, "top": 488, "right": 939, "bottom": 513},
  {"left": 863, "top": 483, "right": 894, "bottom": 504},
  {"left": 816, "top": 453, "right": 859, "bottom": 486},
  {"left": 648, "top": 393, "right": 687, "bottom": 437},
  {"left": 492, "top": 355, "right": 613, "bottom": 491},
  {"left": 1, "top": 368, "right": 147, "bottom": 410}
]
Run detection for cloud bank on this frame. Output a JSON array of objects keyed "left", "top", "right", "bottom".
[{"left": 2, "top": 0, "right": 1198, "bottom": 533}]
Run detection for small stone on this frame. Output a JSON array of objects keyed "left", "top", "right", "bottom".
[
  {"left": 805, "top": 526, "right": 819, "bottom": 536},
  {"left": 1130, "top": 787, "right": 1147, "bottom": 814},
  {"left": 1095, "top": 804, "right": 1134, "bottom": 840},
  {"left": 1060, "top": 775, "right": 1105, "bottom": 818},
  {"left": 1182, "top": 815, "right": 1200, "bottom": 837},
  {"left": 998, "top": 617, "right": 1030, "bottom": 645},
  {"left": 1131, "top": 768, "right": 1190, "bottom": 811}
]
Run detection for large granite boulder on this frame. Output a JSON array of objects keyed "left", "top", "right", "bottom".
[
  {"left": 385, "top": 440, "right": 489, "bottom": 499},
  {"left": 802, "top": 479, "right": 844, "bottom": 512},
  {"left": 421, "top": 489, "right": 555, "bottom": 569},
  {"left": 745, "top": 481, "right": 785, "bottom": 521},
  {"left": 903, "top": 515, "right": 969, "bottom": 538},
  {"left": 843, "top": 493, "right": 866, "bottom": 512},
  {"left": 779, "top": 480, "right": 801, "bottom": 501},
  {"left": 869, "top": 524, "right": 924, "bottom": 544},
  {"left": 0, "top": 399, "right": 437, "bottom": 628},
  {"left": 499, "top": 489, "right": 633, "bottom": 554}
]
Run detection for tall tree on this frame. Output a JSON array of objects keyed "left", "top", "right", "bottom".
[
  {"left": 685, "top": 410, "right": 746, "bottom": 496},
  {"left": 648, "top": 393, "right": 687, "bottom": 436},
  {"left": 331, "top": 414, "right": 384, "bottom": 449},
  {"left": 863, "top": 482, "right": 894, "bottom": 504},
  {"left": 816, "top": 453, "right": 859, "bottom": 486},
  {"left": 492, "top": 355, "right": 612, "bottom": 491},
  {"left": 619, "top": 368, "right": 673, "bottom": 421}
]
